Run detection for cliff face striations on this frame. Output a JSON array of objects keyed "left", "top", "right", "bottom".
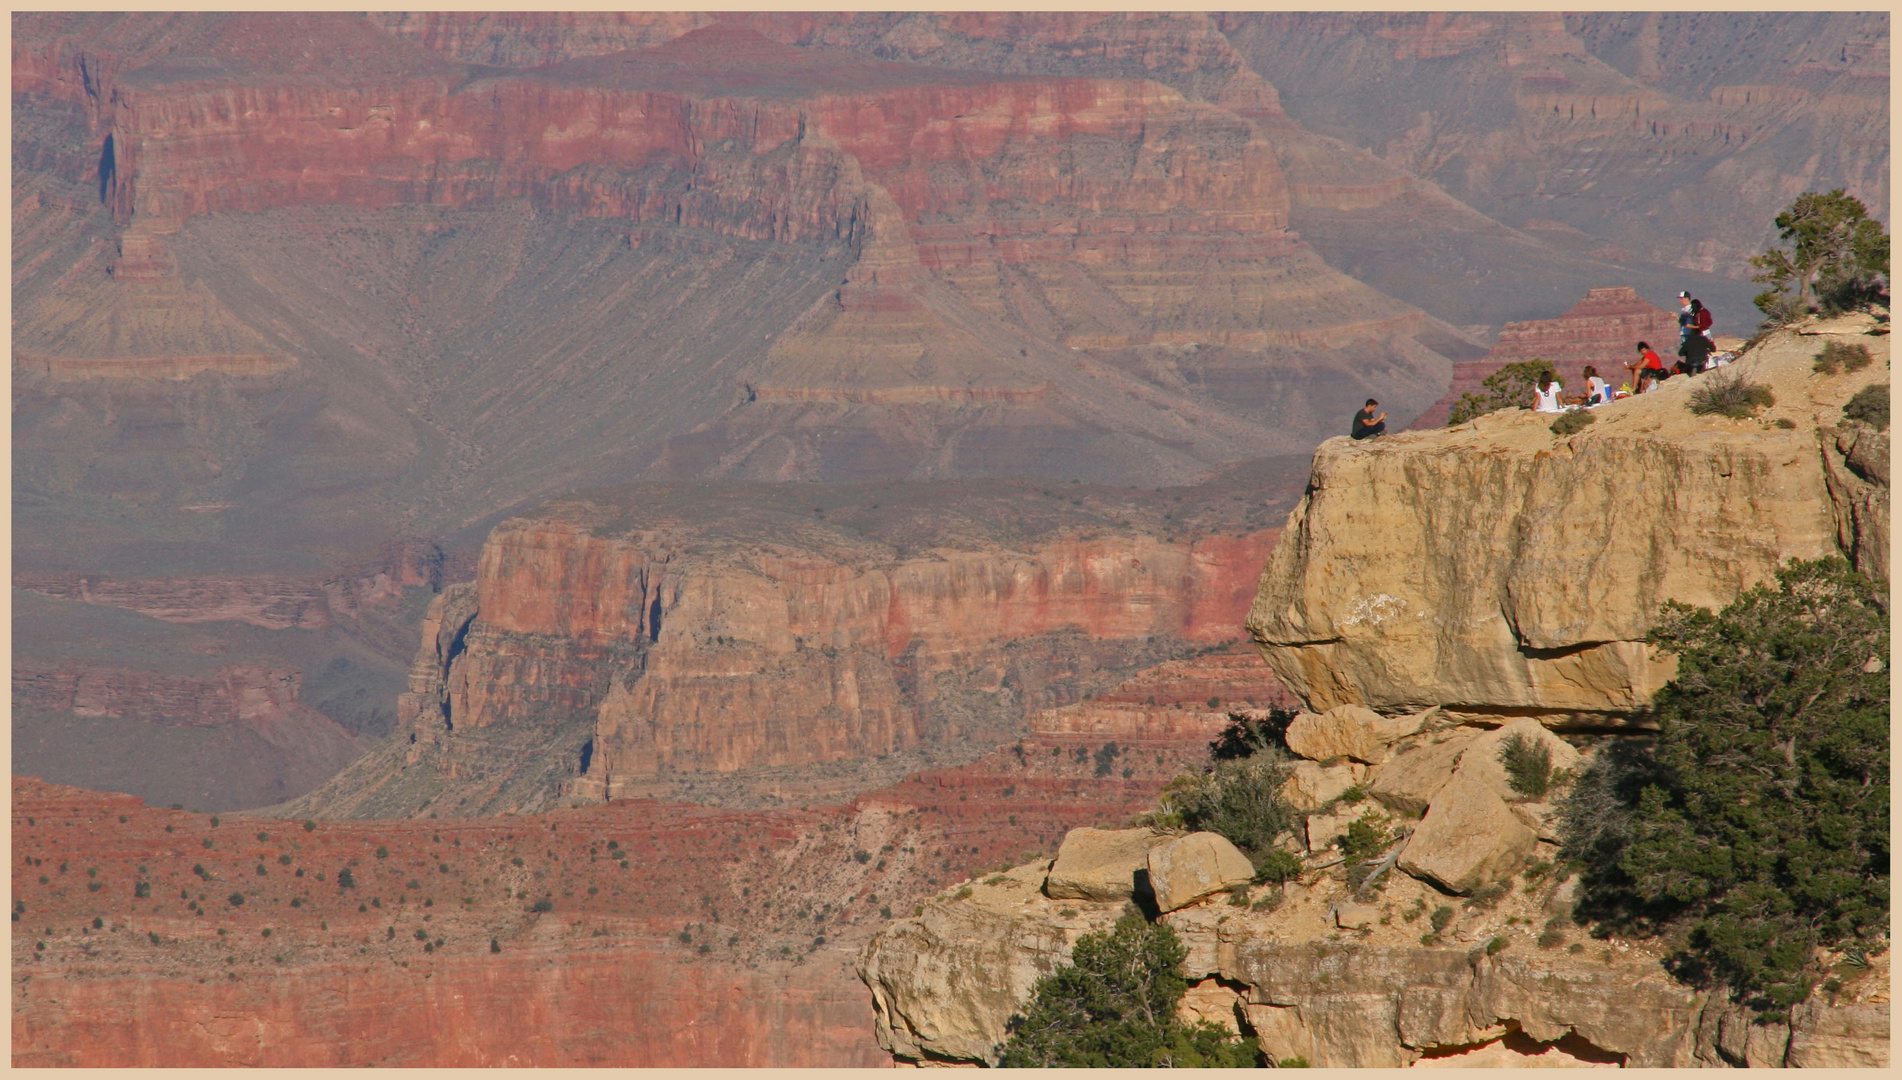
[
  {"left": 1247, "top": 318, "right": 1889, "bottom": 723},
  {"left": 280, "top": 469, "right": 1301, "bottom": 819}
]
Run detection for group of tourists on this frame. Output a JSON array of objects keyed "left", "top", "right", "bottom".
[
  {"left": 1351, "top": 290, "right": 1738, "bottom": 437},
  {"left": 1534, "top": 290, "right": 1732, "bottom": 414}
]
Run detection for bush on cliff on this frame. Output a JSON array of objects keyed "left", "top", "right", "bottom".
[
  {"left": 1688, "top": 371, "right": 1776, "bottom": 420},
  {"left": 1560, "top": 558, "right": 1890, "bottom": 1012},
  {"left": 1842, "top": 384, "right": 1890, "bottom": 430},
  {"left": 1153, "top": 720, "right": 1295, "bottom": 872},
  {"left": 1446, "top": 359, "right": 1558, "bottom": 426},
  {"left": 997, "top": 913, "right": 1259, "bottom": 1067}
]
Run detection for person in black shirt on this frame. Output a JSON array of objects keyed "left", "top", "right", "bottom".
[{"left": 1351, "top": 399, "right": 1387, "bottom": 440}]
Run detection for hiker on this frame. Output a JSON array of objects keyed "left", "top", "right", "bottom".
[
  {"left": 1677, "top": 291, "right": 1695, "bottom": 343},
  {"left": 1627, "top": 341, "right": 1665, "bottom": 392},
  {"left": 1351, "top": 398, "right": 1387, "bottom": 440},
  {"left": 1533, "top": 372, "right": 1566, "bottom": 413}
]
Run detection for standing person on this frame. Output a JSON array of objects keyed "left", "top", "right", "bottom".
[
  {"left": 1351, "top": 399, "right": 1387, "bottom": 440},
  {"left": 1627, "top": 341, "right": 1665, "bottom": 392},
  {"left": 1676, "top": 291, "right": 1694, "bottom": 344},
  {"left": 1689, "top": 297, "right": 1713, "bottom": 340}
]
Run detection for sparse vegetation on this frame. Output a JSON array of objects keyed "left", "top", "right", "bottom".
[
  {"left": 1812, "top": 340, "right": 1875, "bottom": 375},
  {"left": 997, "top": 913, "right": 1260, "bottom": 1067},
  {"left": 1498, "top": 733, "right": 1567, "bottom": 799},
  {"left": 1842, "top": 384, "right": 1890, "bottom": 430},
  {"left": 1688, "top": 371, "right": 1776, "bottom": 419},
  {"left": 1447, "top": 359, "right": 1557, "bottom": 425},
  {"left": 1549, "top": 410, "right": 1595, "bottom": 437}
]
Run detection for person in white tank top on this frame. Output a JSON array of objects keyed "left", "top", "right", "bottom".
[{"left": 1533, "top": 372, "right": 1565, "bottom": 413}]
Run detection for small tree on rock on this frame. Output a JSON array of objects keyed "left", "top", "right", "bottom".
[
  {"left": 997, "top": 913, "right": 1258, "bottom": 1067},
  {"left": 1447, "top": 360, "right": 1558, "bottom": 426},
  {"left": 1751, "top": 190, "right": 1890, "bottom": 321}
]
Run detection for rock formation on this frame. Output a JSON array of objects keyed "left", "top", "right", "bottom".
[
  {"left": 1247, "top": 318, "right": 1890, "bottom": 723},
  {"left": 1411, "top": 286, "right": 1684, "bottom": 429},
  {"left": 857, "top": 315, "right": 1891, "bottom": 1069},
  {"left": 277, "top": 472, "right": 1297, "bottom": 819}
]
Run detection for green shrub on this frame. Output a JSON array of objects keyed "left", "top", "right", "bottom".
[
  {"left": 1277, "top": 1056, "right": 1311, "bottom": 1068},
  {"left": 374, "top": 845, "right": 390, "bottom": 860},
  {"left": 1842, "top": 384, "right": 1889, "bottom": 430},
  {"left": 1538, "top": 927, "right": 1566, "bottom": 949},
  {"left": 1812, "top": 340, "right": 1875, "bottom": 375},
  {"left": 1208, "top": 709, "right": 1296, "bottom": 759},
  {"left": 1688, "top": 372, "right": 1776, "bottom": 419},
  {"left": 1560, "top": 558, "right": 1889, "bottom": 1012},
  {"left": 1550, "top": 410, "right": 1595, "bottom": 437},
  {"left": 1430, "top": 906, "right": 1455, "bottom": 933},
  {"left": 1338, "top": 811, "right": 1392, "bottom": 862},
  {"left": 1751, "top": 190, "right": 1890, "bottom": 318},
  {"left": 997, "top": 913, "right": 1259, "bottom": 1067},
  {"left": 1486, "top": 936, "right": 1509, "bottom": 956},
  {"left": 1498, "top": 733, "right": 1567, "bottom": 799},
  {"left": 133, "top": 881, "right": 150, "bottom": 899},
  {"left": 490, "top": 937, "right": 501, "bottom": 954},
  {"left": 227, "top": 892, "right": 245, "bottom": 907},
  {"left": 336, "top": 867, "right": 356, "bottom": 889},
  {"left": 1154, "top": 753, "right": 1294, "bottom": 868},
  {"left": 529, "top": 897, "right": 554, "bottom": 914},
  {"left": 1447, "top": 359, "right": 1558, "bottom": 425},
  {"left": 1253, "top": 848, "right": 1305, "bottom": 885}
]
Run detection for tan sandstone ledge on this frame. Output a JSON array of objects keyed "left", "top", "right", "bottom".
[{"left": 1245, "top": 317, "right": 1889, "bottom": 724}]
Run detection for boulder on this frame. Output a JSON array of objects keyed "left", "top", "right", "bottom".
[
  {"left": 1332, "top": 901, "right": 1380, "bottom": 930},
  {"left": 1043, "top": 827, "right": 1168, "bottom": 901},
  {"left": 1366, "top": 729, "right": 1482, "bottom": 815},
  {"left": 1279, "top": 760, "right": 1359, "bottom": 811},
  {"left": 1177, "top": 978, "right": 1244, "bottom": 1033},
  {"left": 1399, "top": 769, "right": 1537, "bottom": 894},
  {"left": 1284, "top": 704, "right": 1423, "bottom": 764},
  {"left": 1147, "top": 832, "right": 1256, "bottom": 913}
]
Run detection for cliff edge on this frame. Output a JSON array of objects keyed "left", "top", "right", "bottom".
[{"left": 1246, "top": 316, "right": 1888, "bottom": 723}]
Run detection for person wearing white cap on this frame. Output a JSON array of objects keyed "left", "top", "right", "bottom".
[{"left": 1677, "top": 291, "right": 1694, "bottom": 343}]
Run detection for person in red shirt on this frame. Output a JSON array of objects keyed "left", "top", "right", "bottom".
[{"left": 1626, "top": 341, "right": 1665, "bottom": 393}]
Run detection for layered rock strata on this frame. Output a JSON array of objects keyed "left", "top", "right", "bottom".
[
  {"left": 280, "top": 476, "right": 1294, "bottom": 819},
  {"left": 1247, "top": 320, "right": 1890, "bottom": 723}
]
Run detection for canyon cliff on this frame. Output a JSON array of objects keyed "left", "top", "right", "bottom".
[
  {"left": 858, "top": 316, "right": 1890, "bottom": 1069},
  {"left": 1248, "top": 317, "right": 1889, "bottom": 722},
  {"left": 279, "top": 467, "right": 1300, "bottom": 819}
]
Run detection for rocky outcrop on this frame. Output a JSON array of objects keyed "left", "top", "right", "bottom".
[
  {"left": 281, "top": 477, "right": 1290, "bottom": 818},
  {"left": 1247, "top": 322, "right": 1889, "bottom": 723},
  {"left": 1412, "top": 286, "right": 1683, "bottom": 429},
  {"left": 861, "top": 823, "right": 1892, "bottom": 1068}
]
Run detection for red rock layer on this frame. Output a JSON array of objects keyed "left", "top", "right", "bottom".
[
  {"left": 10, "top": 713, "right": 1207, "bottom": 1068},
  {"left": 1411, "top": 286, "right": 1682, "bottom": 428},
  {"left": 441, "top": 517, "right": 1280, "bottom": 787}
]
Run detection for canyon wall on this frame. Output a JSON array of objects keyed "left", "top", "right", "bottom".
[
  {"left": 1248, "top": 317, "right": 1889, "bottom": 723},
  {"left": 280, "top": 474, "right": 1296, "bottom": 819}
]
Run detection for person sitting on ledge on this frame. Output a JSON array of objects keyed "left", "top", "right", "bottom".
[
  {"left": 1351, "top": 398, "right": 1387, "bottom": 440},
  {"left": 1533, "top": 371, "right": 1566, "bottom": 413},
  {"left": 1627, "top": 341, "right": 1665, "bottom": 393}
]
